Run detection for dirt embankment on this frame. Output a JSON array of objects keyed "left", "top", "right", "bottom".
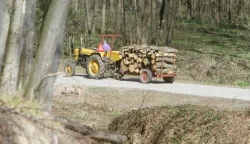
[
  {"left": 109, "top": 105, "right": 250, "bottom": 144},
  {"left": 176, "top": 50, "right": 250, "bottom": 86}
]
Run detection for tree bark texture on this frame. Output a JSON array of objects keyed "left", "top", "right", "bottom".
[
  {"left": 24, "top": 0, "right": 70, "bottom": 110},
  {"left": 141, "top": 0, "right": 151, "bottom": 45},
  {"left": 0, "top": 0, "right": 25, "bottom": 95},
  {"left": 18, "top": 0, "right": 36, "bottom": 90},
  {"left": 0, "top": 0, "right": 13, "bottom": 73},
  {"left": 101, "top": 0, "right": 106, "bottom": 34}
]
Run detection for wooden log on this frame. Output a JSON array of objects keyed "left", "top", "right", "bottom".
[
  {"left": 156, "top": 57, "right": 176, "bottom": 63},
  {"left": 62, "top": 118, "right": 128, "bottom": 144},
  {"left": 151, "top": 53, "right": 156, "bottom": 59},
  {"left": 156, "top": 69, "right": 175, "bottom": 74},
  {"left": 135, "top": 68, "right": 140, "bottom": 73},
  {"left": 134, "top": 62, "right": 138, "bottom": 68},
  {"left": 151, "top": 60, "right": 156, "bottom": 65},
  {"left": 123, "top": 59, "right": 130, "bottom": 65},
  {"left": 130, "top": 59, "right": 135, "bottom": 64},
  {"left": 143, "top": 58, "right": 150, "bottom": 66},
  {"left": 151, "top": 65, "right": 156, "bottom": 71},
  {"left": 121, "top": 62, "right": 129, "bottom": 72},
  {"left": 129, "top": 65, "right": 135, "bottom": 73},
  {"left": 137, "top": 58, "right": 142, "bottom": 63},
  {"left": 132, "top": 53, "right": 138, "bottom": 60},
  {"left": 137, "top": 62, "right": 142, "bottom": 68},
  {"left": 155, "top": 53, "right": 176, "bottom": 57},
  {"left": 156, "top": 62, "right": 176, "bottom": 69}
]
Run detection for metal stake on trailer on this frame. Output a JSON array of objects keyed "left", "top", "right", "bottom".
[
  {"left": 99, "top": 34, "right": 121, "bottom": 58},
  {"left": 156, "top": 47, "right": 177, "bottom": 78}
]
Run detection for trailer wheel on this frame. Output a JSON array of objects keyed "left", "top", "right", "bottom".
[
  {"left": 140, "top": 69, "right": 152, "bottom": 84},
  {"left": 163, "top": 77, "right": 175, "bottom": 83}
]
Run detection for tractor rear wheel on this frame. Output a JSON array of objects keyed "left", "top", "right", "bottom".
[
  {"left": 64, "top": 62, "right": 75, "bottom": 77},
  {"left": 86, "top": 54, "right": 105, "bottom": 79},
  {"left": 163, "top": 77, "right": 175, "bottom": 83},
  {"left": 139, "top": 69, "right": 152, "bottom": 84}
]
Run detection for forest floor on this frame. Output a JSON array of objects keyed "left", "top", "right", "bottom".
[
  {"left": 54, "top": 21, "right": 250, "bottom": 143},
  {"left": 51, "top": 84, "right": 250, "bottom": 143},
  {"left": 170, "top": 21, "right": 250, "bottom": 87},
  {"left": 52, "top": 84, "right": 250, "bottom": 131}
]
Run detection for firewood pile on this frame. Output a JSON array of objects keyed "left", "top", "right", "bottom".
[{"left": 121, "top": 45, "right": 177, "bottom": 75}]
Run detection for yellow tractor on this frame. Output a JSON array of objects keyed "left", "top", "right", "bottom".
[
  {"left": 64, "top": 34, "right": 177, "bottom": 84},
  {"left": 64, "top": 34, "right": 124, "bottom": 79}
]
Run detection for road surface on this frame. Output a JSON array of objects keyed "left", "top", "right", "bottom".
[{"left": 54, "top": 73, "right": 250, "bottom": 101}]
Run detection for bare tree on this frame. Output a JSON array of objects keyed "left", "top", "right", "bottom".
[
  {"left": 91, "top": 0, "right": 98, "bottom": 35},
  {"left": 24, "top": 0, "right": 70, "bottom": 110},
  {"left": 101, "top": 0, "right": 106, "bottom": 34},
  {"left": 0, "top": 0, "right": 25, "bottom": 95},
  {"left": 0, "top": 0, "right": 12, "bottom": 73},
  {"left": 141, "top": 0, "right": 151, "bottom": 45},
  {"left": 0, "top": 0, "right": 5, "bottom": 29},
  {"left": 18, "top": 0, "right": 36, "bottom": 90}
]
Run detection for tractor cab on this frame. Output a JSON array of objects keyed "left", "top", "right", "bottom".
[
  {"left": 97, "top": 34, "right": 121, "bottom": 52},
  {"left": 96, "top": 34, "right": 122, "bottom": 61}
]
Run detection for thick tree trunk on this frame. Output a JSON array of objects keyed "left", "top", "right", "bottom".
[
  {"left": 135, "top": 0, "right": 144, "bottom": 44},
  {"left": 0, "top": 0, "right": 12, "bottom": 73},
  {"left": 0, "top": 0, "right": 5, "bottom": 29},
  {"left": 85, "top": 0, "right": 91, "bottom": 46},
  {"left": 101, "top": 0, "right": 106, "bottom": 34},
  {"left": 24, "top": 0, "right": 70, "bottom": 110},
  {"left": 18, "top": 0, "right": 36, "bottom": 90},
  {"left": 91, "top": 0, "right": 98, "bottom": 34},
  {"left": 110, "top": 0, "right": 114, "bottom": 25},
  {"left": 116, "top": 0, "right": 122, "bottom": 33},
  {"left": 0, "top": 0, "right": 25, "bottom": 95},
  {"left": 141, "top": 0, "right": 151, "bottom": 45},
  {"left": 151, "top": 0, "right": 156, "bottom": 38},
  {"left": 85, "top": 0, "right": 91, "bottom": 32},
  {"left": 166, "top": 0, "right": 179, "bottom": 46}
]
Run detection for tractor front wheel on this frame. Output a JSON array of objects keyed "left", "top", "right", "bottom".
[
  {"left": 86, "top": 54, "right": 105, "bottom": 79},
  {"left": 64, "top": 62, "right": 75, "bottom": 77},
  {"left": 139, "top": 69, "right": 152, "bottom": 84}
]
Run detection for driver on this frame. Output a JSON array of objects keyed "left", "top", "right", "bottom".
[{"left": 103, "top": 40, "right": 111, "bottom": 52}]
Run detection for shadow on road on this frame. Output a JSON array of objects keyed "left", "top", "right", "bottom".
[{"left": 63, "top": 73, "right": 172, "bottom": 84}]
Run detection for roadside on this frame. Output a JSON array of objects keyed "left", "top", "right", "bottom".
[{"left": 52, "top": 84, "right": 250, "bottom": 131}]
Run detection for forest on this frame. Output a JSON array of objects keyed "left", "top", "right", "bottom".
[{"left": 0, "top": 0, "right": 250, "bottom": 143}]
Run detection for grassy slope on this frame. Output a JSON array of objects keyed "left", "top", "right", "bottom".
[
  {"left": 109, "top": 105, "right": 250, "bottom": 144},
  {"left": 171, "top": 21, "right": 250, "bottom": 87}
]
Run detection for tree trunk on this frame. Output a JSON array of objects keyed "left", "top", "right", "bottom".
[
  {"left": 24, "top": 0, "right": 70, "bottom": 111},
  {"left": 110, "top": 0, "right": 114, "bottom": 25},
  {"left": 91, "top": 0, "right": 98, "bottom": 34},
  {"left": 158, "top": 0, "right": 165, "bottom": 46},
  {"left": 0, "top": 0, "right": 13, "bottom": 73},
  {"left": 101, "top": 0, "right": 106, "bottom": 34},
  {"left": 0, "top": 0, "right": 5, "bottom": 30},
  {"left": 0, "top": 0, "right": 25, "bottom": 95},
  {"left": 151, "top": 0, "right": 156, "bottom": 38},
  {"left": 141, "top": 0, "right": 151, "bottom": 45},
  {"left": 85, "top": 0, "right": 91, "bottom": 46},
  {"left": 166, "top": 0, "right": 179, "bottom": 46},
  {"left": 18, "top": 0, "right": 36, "bottom": 91},
  {"left": 116, "top": 0, "right": 122, "bottom": 33}
]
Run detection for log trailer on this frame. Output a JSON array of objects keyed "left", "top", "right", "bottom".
[{"left": 64, "top": 34, "right": 177, "bottom": 84}]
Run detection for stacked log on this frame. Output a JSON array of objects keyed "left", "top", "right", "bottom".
[{"left": 121, "top": 45, "right": 177, "bottom": 75}]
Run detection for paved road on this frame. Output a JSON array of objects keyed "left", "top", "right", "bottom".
[{"left": 54, "top": 73, "right": 250, "bottom": 101}]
